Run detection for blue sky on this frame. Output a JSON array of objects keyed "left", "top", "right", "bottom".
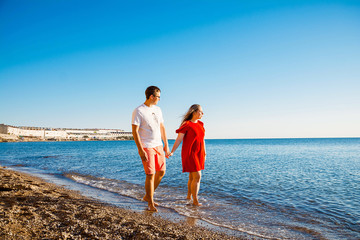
[{"left": 1, "top": 0, "right": 359, "bottom": 139}]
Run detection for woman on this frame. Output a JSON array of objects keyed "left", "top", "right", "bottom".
[{"left": 168, "top": 104, "right": 206, "bottom": 206}]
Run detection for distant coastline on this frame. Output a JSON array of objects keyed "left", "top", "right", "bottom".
[
  {"left": 0, "top": 124, "right": 133, "bottom": 143},
  {"left": 1, "top": 124, "right": 357, "bottom": 143}
]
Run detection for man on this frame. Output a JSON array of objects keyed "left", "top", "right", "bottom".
[{"left": 132, "top": 86, "right": 170, "bottom": 211}]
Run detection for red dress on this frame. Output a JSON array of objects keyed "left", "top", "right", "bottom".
[{"left": 176, "top": 121, "right": 206, "bottom": 172}]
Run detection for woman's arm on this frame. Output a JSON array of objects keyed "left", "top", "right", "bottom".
[
  {"left": 167, "top": 133, "right": 185, "bottom": 157},
  {"left": 204, "top": 139, "right": 207, "bottom": 159}
]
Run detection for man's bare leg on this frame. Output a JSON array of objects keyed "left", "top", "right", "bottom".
[
  {"left": 154, "top": 170, "right": 165, "bottom": 190},
  {"left": 143, "top": 170, "right": 165, "bottom": 207},
  {"left": 144, "top": 174, "right": 157, "bottom": 211},
  {"left": 190, "top": 171, "right": 202, "bottom": 206}
]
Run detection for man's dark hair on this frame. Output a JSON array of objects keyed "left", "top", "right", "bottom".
[{"left": 145, "top": 86, "right": 161, "bottom": 99}]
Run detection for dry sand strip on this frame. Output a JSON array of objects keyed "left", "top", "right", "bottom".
[{"left": 0, "top": 166, "right": 244, "bottom": 240}]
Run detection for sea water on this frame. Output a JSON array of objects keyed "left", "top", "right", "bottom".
[{"left": 0, "top": 138, "right": 359, "bottom": 239}]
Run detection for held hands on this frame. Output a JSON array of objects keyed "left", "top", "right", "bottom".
[
  {"left": 165, "top": 145, "right": 173, "bottom": 158},
  {"left": 166, "top": 152, "right": 174, "bottom": 158},
  {"left": 164, "top": 146, "right": 171, "bottom": 159}
]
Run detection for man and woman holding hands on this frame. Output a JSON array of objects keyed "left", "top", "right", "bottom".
[{"left": 132, "top": 86, "right": 206, "bottom": 211}]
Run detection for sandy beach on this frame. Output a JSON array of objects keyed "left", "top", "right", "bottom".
[{"left": 0, "top": 166, "right": 243, "bottom": 240}]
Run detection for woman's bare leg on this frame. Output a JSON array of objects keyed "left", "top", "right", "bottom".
[
  {"left": 187, "top": 173, "right": 192, "bottom": 200},
  {"left": 190, "top": 171, "right": 202, "bottom": 206}
]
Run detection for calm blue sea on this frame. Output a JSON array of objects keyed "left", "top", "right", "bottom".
[{"left": 1, "top": 138, "right": 359, "bottom": 239}]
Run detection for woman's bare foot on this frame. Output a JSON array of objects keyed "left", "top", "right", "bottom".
[
  {"left": 143, "top": 196, "right": 159, "bottom": 207},
  {"left": 193, "top": 200, "right": 202, "bottom": 206},
  {"left": 147, "top": 205, "right": 158, "bottom": 212}
]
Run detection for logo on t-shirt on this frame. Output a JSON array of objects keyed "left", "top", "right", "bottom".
[{"left": 152, "top": 112, "right": 159, "bottom": 124}]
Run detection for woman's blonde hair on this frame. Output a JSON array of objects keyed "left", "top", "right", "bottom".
[{"left": 180, "top": 104, "right": 201, "bottom": 126}]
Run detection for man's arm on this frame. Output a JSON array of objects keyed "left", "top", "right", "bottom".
[
  {"left": 160, "top": 122, "right": 170, "bottom": 156},
  {"left": 132, "top": 124, "right": 147, "bottom": 161}
]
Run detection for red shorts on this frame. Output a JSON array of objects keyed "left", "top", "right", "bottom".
[{"left": 142, "top": 146, "right": 166, "bottom": 175}]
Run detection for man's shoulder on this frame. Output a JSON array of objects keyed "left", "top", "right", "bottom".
[
  {"left": 134, "top": 104, "right": 161, "bottom": 113},
  {"left": 153, "top": 105, "right": 162, "bottom": 111},
  {"left": 134, "top": 104, "right": 146, "bottom": 111}
]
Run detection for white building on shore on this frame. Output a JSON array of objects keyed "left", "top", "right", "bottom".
[{"left": 0, "top": 124, "right": 132, "bottom": 141}]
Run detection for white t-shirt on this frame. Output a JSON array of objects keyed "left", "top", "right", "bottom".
[{"left": 132, "top": 103, "right": 164, "bottom": 148}]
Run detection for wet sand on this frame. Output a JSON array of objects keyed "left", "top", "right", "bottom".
[{"left": 0, "top": 166, "right": 243, "bottom": 239}]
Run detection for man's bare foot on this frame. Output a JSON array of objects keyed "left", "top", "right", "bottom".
[
  {"left": 193, "top": 200, "right": 202, "bottom": 206},
  {"left": 186, "top": 195, "right": 192, "bottom": 200},
  {"left": 143, "top": 196, "right": 159, "bottom": 207},
  {"left": 147, "top": 205, "right": 158, "bottom": 212}
]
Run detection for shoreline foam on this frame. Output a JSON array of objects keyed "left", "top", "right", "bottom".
[{"left": 0, "top": 166, "right": 245, "bottom": 239}]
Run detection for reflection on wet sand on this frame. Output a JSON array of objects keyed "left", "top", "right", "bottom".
[{"left": 186, "top": 216, "right": 198, "bottom": 226}]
